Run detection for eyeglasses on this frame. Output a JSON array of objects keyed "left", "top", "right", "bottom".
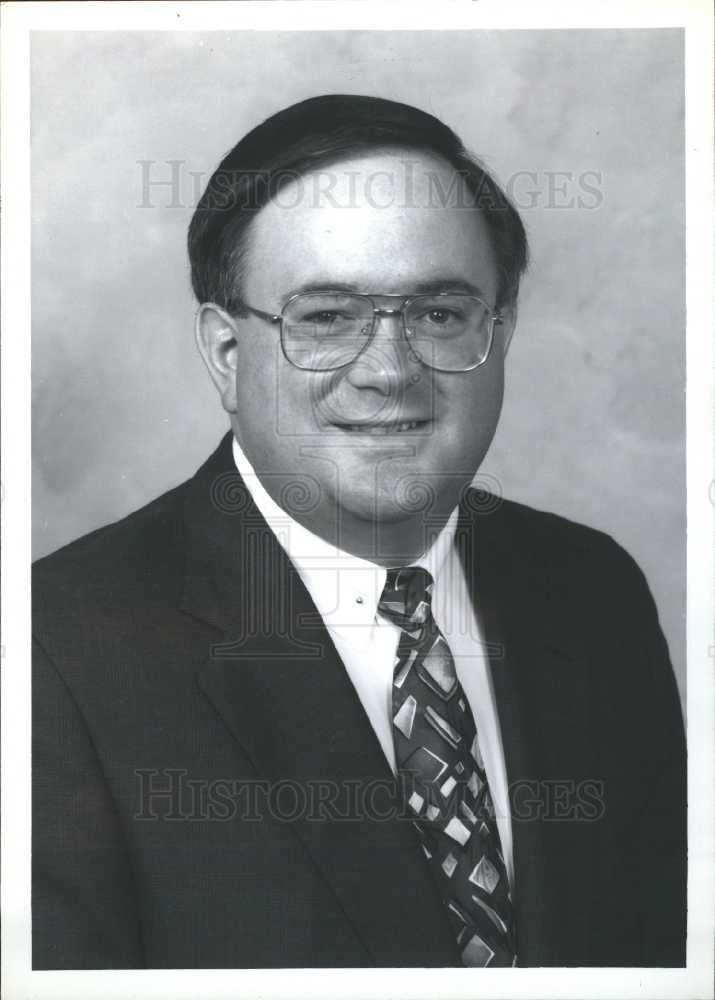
[{"left": 238, "top": 290, "right": 503, "bottom": 373}]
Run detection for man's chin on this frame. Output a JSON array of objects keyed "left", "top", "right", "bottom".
[{"left": 332, "top": 479, "right": 453, "bottom": 532}]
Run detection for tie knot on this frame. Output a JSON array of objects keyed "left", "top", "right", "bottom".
[{"left": 378, "top": 566, "right": 435, "bottom": 627}]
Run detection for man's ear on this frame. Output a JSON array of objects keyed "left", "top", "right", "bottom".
[
  {"left": 497, "top": 304, "right": 518, "bottom": 357},
  {"left": 194, "top": 303, "right": 240, "bottom": 414}
]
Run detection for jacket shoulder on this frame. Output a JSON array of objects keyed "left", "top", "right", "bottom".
[
  {"left": 477, "top": 490, "right": 640, "bottom": 567},
  {"left": 32, "top": 476, "right": 191, "bottom": 623},
  {"left": 469, "top": 489, "right": 657, "bottom": 616},
  {"left": 32, "top": 434, "right": 234, "bottom": 645}
]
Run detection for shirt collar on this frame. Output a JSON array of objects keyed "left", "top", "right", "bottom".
[{"left": 232, "top": 435, "right": 459, "bottom": 638}]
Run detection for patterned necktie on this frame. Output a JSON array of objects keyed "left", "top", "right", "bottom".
[{"left": 378, "top": 566, "right": 517, "bottom": 967}]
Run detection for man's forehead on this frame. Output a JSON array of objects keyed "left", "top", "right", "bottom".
[{"left": 242, "top": 149, "right": 497, "bottom": 298}]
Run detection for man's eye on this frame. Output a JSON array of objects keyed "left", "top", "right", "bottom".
[
  {"left": 303, "top": 311, "right": 342, "bottom": 324},
  {"left": 421, "top": 308, "right": 461, "bottom": 325}
]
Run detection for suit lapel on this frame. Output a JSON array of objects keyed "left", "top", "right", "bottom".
[
  {"left": 457, "top": 495, "right": 595, "bottom": 966},
  {"left": 181, "top": 435, "right": 461, "bottom": 967}
]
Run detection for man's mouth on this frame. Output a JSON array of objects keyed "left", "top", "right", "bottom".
[{"left": 332, "top": 420, "right": 431, "bottom": 435}]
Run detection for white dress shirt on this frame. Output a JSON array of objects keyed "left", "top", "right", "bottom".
[{"left": 232, "top": 435, "right": 514, "bottom": 887}]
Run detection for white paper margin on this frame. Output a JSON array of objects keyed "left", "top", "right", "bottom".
[{"left": 2, "top": 2, "right": 712, "bottom": 998}]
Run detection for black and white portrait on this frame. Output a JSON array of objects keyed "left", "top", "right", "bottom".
[{"left": 4, "top": 5, "right": 712, "bottom": 998}]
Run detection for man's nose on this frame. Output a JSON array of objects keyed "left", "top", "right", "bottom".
[{"left": 343, "top": 311, "right": 418, "bottom": 394}]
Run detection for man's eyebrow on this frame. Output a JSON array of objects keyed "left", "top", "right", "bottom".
[
  {"left": 280, "top": 277, "right": 489, "bottom": 306},
  {"left": 279, "top": 281, "right": 360, "bottom": 306},
  {"left": 410, "top": 278, "right": 489, "bottom": 298}
]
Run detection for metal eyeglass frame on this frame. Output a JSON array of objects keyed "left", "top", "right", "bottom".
[{"left": 236, "top": 290, "right": 504, "bottom": 373}]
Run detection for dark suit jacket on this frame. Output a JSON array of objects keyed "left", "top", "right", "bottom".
[{"left": 32, "top": 432, "right": 686, "bottom": 969}]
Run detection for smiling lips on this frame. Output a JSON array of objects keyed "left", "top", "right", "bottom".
[{"left": 334, "top": 419, "right": 431, "bottom": 435}]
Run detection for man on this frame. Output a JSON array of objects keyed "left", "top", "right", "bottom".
[{"left": 32, "top": 95, "right": 686, "bottom": 969}]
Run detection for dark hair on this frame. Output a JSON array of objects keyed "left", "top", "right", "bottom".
[{"left": 188, "top": 94, "right": 528, "bottom": 312}]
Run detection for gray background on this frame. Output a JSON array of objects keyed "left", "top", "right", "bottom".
[{"left": 31, "top": 30, "right": 685, "bottom": 703}]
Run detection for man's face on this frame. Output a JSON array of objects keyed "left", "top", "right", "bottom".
[{"left": 228, "top": 150, "right": 510, "bottom": 547}]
